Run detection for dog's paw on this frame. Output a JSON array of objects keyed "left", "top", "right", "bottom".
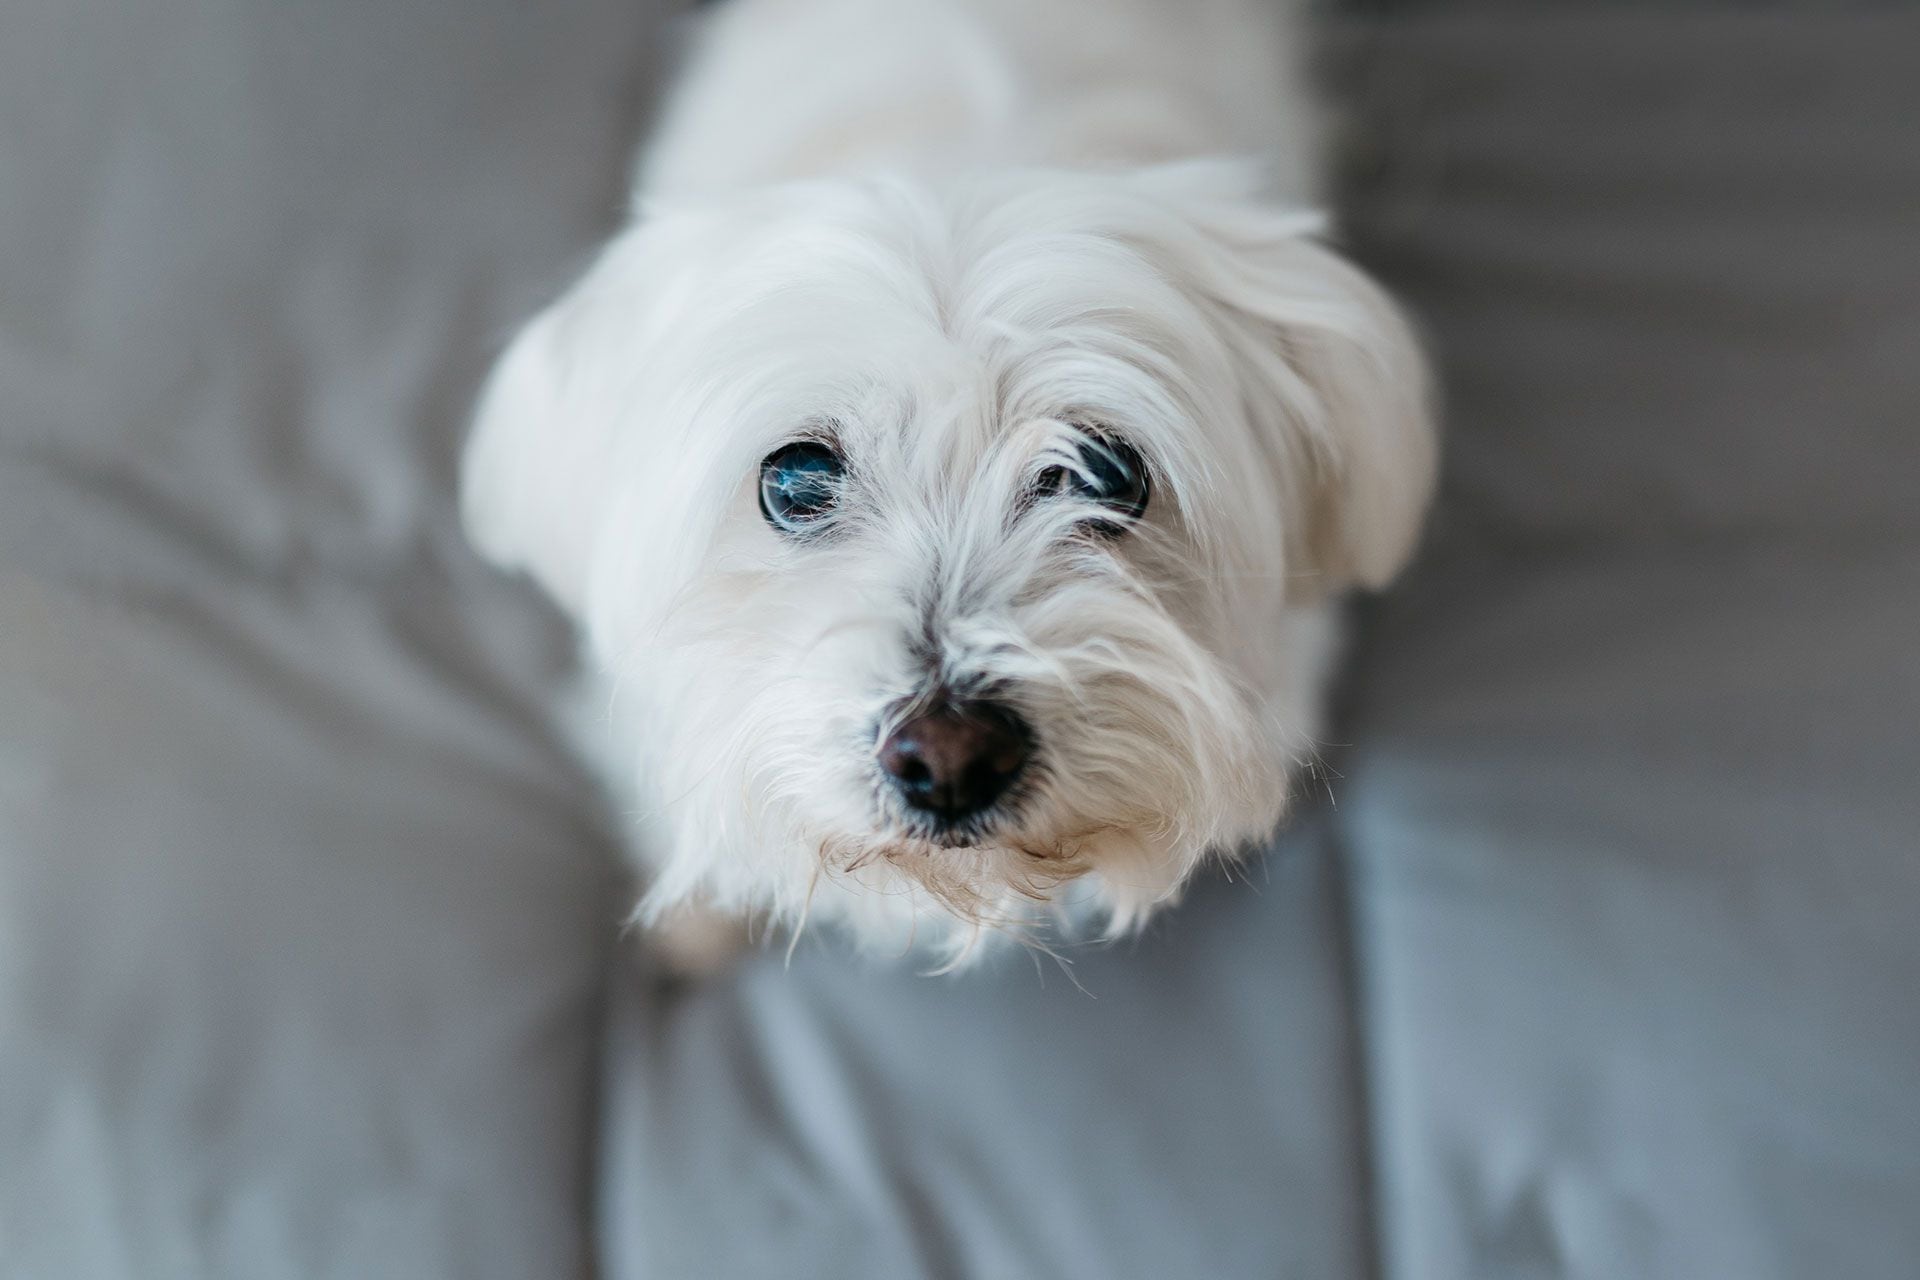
[{"left": 649, "top": 906, "right": 753, "bottom": 979}]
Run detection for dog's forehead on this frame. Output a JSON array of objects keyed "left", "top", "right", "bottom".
[
  {"left": 732, "top": 177, "right": 1191, "bottom": 373},
  {"left": 703, "top": 179, "right": 1223, "bottom": 517}
]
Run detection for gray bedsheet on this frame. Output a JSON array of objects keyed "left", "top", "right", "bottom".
[
  {"left": 4, "top": 3, "right": 1917, "bottom": 1279},
  {"left": 1338, "top": 15, "right": 1920, "bottom": 1275},
  {"left": 0, "top": 2, "right": 670, "bottom": 1275}
]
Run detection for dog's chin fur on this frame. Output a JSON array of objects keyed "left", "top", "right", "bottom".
[{"left": 461, "top": 0, "right": 1437, "bottom": 968}]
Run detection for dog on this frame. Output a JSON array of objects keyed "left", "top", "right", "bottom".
[{"left": 462, "top": 0, "right": 1437, "bottom": 969}]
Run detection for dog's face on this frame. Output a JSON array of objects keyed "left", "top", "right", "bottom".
[{"left": 464, "top": 165, "right": 1433, "bottom": 959}]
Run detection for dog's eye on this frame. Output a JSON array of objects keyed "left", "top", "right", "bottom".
[
  {"left": 759, "top": 441, "right": 845, "bottom": 533},
  {"left": 1039, "top": 434, "right": 1150, "bottom": 530}
]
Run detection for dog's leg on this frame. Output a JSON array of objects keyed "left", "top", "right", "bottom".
[{"left": 649, "top": 904, "right": 753, "bottom": 978}]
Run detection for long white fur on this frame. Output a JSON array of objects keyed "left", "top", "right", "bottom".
[{"left": 462, "top": 0, "right": 1437, "bottom": 965}]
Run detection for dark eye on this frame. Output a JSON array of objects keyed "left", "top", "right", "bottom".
[
  {"left": 1039, "top": 433, "right": 1150, "bottom": 531},
  {"left": 759, "top": 441, "right": 845, "bottom": 534}
]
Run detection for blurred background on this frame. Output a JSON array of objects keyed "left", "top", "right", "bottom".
[{"left": 2, "top": 2, "right": 1916, "bottom": 1278}]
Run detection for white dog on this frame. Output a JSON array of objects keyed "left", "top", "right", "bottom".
[{"left": 463, "top": 0, "right": 1436, "bottom": 968}]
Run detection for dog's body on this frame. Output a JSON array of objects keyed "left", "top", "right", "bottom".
[
  {"left": 463, "top": 0, "right": 1436, "bottom": 966},
  {"left": 642, "top": 0, "right": 1319, "bottom": 204}
]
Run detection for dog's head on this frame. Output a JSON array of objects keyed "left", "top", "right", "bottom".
[{"left": 464, "top": 163, "right": 1434, "bottom": 960}]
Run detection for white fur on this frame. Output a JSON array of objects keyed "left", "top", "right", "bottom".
[{"left": 462, "top": 0, "right": 1437, "bottom": 965}]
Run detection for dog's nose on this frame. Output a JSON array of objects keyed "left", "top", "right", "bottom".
[{"left": 877, "top": 700, "right": 1032, "bottom": 825}]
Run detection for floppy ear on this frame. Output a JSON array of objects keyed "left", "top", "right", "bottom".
[
  {"left": 462, "top": 300, "right": 599, "bottom": 615},
  {"left": 1139, "top": 177, "right": 1438, "bottom": 593},
  {"left": 1253, "top": 232, "right": 1436, "bottom": 591},
  {"left": 461, "top": 228, "right": 675, "bottom": 616}
]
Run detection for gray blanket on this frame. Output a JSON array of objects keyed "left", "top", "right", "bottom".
[{"left": 4, "top": 3, "right": 1916, "bottom": 1277}]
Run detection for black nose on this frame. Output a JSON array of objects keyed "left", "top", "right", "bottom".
[{"left": 877, "top": 699, "right": 1032, "bottom": 825}]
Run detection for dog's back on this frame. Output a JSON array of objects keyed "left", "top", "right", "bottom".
[{"left": 639, "top": 0, "right": 1318, "bottom": 203}]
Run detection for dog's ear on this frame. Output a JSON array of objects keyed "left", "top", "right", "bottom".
[
  {"left": 461, "top": 228, "right": 672, "bottom": 616},
  {"left": 1133, "top": 171, "right": 1438, "bottom": 594},
  {"left": 1248, "top": 230, "right": 1437, "bottom": 593}
]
